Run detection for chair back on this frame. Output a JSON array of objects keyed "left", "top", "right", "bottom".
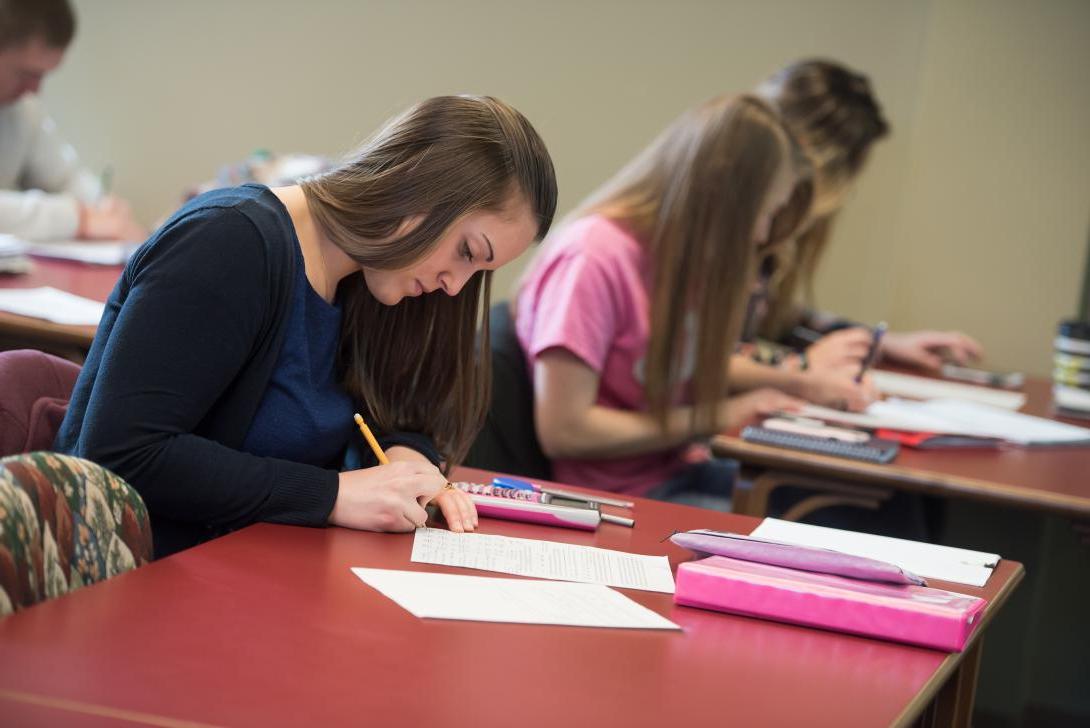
[
  {"left": 464, "top": 303, "right": 553, "bottom": 480},
  {"left": 0, "top": 349, "right": 80, "bottom": 456}
]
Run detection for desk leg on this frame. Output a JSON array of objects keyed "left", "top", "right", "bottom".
[
  {"left": 926, "top": 638, "right": 984, "bottom": 728},
  {"left": 732, "top": 468, "right": 891, "bottom": 520},
  {"left": 732, "top": 467, "right": 778, "bottom": 517}
]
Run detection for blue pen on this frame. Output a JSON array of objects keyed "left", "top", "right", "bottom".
[
  {"left": 491, "top": 476, "right": 536, "bottom": 492},
  {"left": 856, "top": 321, "right": 888, "bottom": 383}
]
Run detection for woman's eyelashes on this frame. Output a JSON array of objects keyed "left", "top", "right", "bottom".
[{"left": 460, "top": 239, "right": 475, "bottom": 263}]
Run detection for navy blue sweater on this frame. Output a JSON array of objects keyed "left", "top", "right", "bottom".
[{"left": 55, "top": 185, "right": 439, "bottom": 557}]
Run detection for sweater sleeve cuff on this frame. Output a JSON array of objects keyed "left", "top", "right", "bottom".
[
  {"left": 378, "top": 432, "right": 442, "bottom": 466},
  {"left": 3, "top": 190, "right": 80, "bottom": 241},
  {"left": 261, "top": 461, "right": 339, "bottom": 526}
]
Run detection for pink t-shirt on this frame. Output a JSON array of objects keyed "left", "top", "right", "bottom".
[{"left": 515, "top": 215, "right": 691, "bottom": 496}]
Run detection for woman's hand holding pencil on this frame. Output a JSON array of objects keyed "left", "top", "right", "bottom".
[
  {"left": 330, "top": 462, "right": 447, "bottom": 532},
  {"left": 328, "top": 413, "right": 477, "bottom": 534}
]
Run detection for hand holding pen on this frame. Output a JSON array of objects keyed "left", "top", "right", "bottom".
[
  {"left": 76, "top": 165, "right": 148, "bottom": 241},
  {"left": 855, "top": 322, "right": 888, "bottom": 383},
  {"left": 803, "top": 327, "right": 876, "bottom": 373}
]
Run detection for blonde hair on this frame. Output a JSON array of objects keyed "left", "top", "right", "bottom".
[
  {"left": 757, "top": 59, "right": 889, "bottom": 337},
  {"left": 302, "top": 95, "right": 557, "bottom": 467},
  {"left": 562, "top": 94, "right": 812, "bottom": 431}
]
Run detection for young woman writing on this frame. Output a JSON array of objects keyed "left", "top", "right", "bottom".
[
  {"left": 757, "top": 59, "right": 983, "bottom": 374},
  {"left": 56, "top": 95, "right": 557, "bottom": 557},
  {"left": 514, "top": 95, "right": 816, "bottom": 501}
]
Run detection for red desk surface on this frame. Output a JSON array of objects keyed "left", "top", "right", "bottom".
[
  {"left": 0, "top": 467, "right": 1022, "bottom": 728},
  {"left": 0, "top": 256, "right": 122, "bottom": 297},
  {"left": 715, "top": 377, "right": 1090, "bottom": 517}
]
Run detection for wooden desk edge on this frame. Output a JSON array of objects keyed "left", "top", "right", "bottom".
[
  {"left": 0, "top": 687, "right": 216, "bottom": 728},
  {"left": 889, "top": 561, "right": 1026, "bottom": 728},
  {"left": 0, "top": 311, "right": 96, "bottom": 348},
  {"left": 712, "top": 435, "right": 1090, "bottom": 519}
]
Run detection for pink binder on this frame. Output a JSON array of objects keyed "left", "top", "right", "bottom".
[
  {"left": 674, "top": 556, "right": 987, "bottom": 652},
  {"left": 468, "top": 494, "right": 599, "bottom": 530}
]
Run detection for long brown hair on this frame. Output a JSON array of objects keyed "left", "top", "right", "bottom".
[
  {"left": 757, "top": 59, "right": 889, "bottom": 338},
  {"left": 568, "top": 94, "right": 812, "bottom": 432},
  {"left": 301, "top": 95, "right": 557, "bottom": 468}
]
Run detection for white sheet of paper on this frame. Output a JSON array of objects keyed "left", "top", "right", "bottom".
[
  {"left": 26, "top": 240, "right": 136, "bottom": 266},
  {"left": 871, "top": 370, "right": 1026, "bottom": 410},
  {"left": 751, "top": 518, "right": 999, "bottom": 587},
  {"left": 799, "top": 402, "right": 951, "bottom": 433},
  {"left": 916, "top": 399, "right": 1090, "bottom": 444},
  {"left": 0, "top": 286, "right": 104, "bottom": 325},
  {"left": 411, "top": 528, "right": 676, "bottom": 594},
  {"left": 352, "top": 568, "right": 680, "bottom": 630},
  {"left": 801, "top": 398, "right": 1090, "bottom": 446},
  {"left": 0, "top": 233, "right": 28, "bottom": 256}
]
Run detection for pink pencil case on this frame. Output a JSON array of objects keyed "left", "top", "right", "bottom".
[
  {"left": 468, "top": 494, "right": 599, "bottom": 531},
  {"left": 674, "top": 556, "right": 987, "bottom": 651}
]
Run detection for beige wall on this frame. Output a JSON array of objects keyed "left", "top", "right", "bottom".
[
  {"left": 42, "top": 0, "right": 1088, "bottom": 375},
  {"left": 881, "top": 0, "right": 1090, "bottom": 376}
]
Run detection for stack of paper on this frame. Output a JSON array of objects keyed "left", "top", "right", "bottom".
[
  {"left": 351, "top": 530, "right": 680, "bottom": 631},
  {"left": 801, "top": 398, "right": 1090, "bottom": 446},
  {"left": 0, "top": 286, "right": 105, "bottom": 325},
  {"left": 871, "top": 370, "right": 1026, "bottom": 410},
  {"left": 26, "top": 240, "right": 136, "bottom": 266},
  {"left": 0, "top": 234, "right": 30, "bottom": 274}
]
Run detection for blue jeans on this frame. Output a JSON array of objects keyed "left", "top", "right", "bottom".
[{"left": 645, "top": 459, "right": 737, "bottom": 512}]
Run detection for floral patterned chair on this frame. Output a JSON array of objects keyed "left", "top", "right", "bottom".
[
  {"left": 0, "top": 350, "right": 152, "bottom": 617},
  {"left": 0, "top": 453, "right": 153, "bottom": 616}
]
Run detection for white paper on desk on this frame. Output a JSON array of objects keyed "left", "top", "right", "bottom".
[
  {"left": 0, "top": 286, "right": 104, "bottom": 325},
  {"left": 801, "top": 399, "right": 1090, "bottom": 446},
  {"left": 26, "top": 240, "right": 136, "bottom": 266},
  {"left": 913, "top": 399, "right": 1090, "bottom": 445},
  {"left": 0, "top": 233, "right": 28, "bottom": 256},
  {"left": 0, "top": 234, "right": 30, "bottom": 273},
  {"left": 751, "top": 518, "right": 999, "bottom": 587},
  {"left": 871, "top": 370, "right": 1026, "bottom": 410},
  {"left": 411, "top": 528, "right": 676, "bottom": 594},
  {"left": 352, "top": 568, "right": 680, "bottom": 630}
]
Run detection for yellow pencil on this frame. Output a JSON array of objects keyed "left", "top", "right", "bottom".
[
  {"left": 353, "top": 412, "right": 456, "bottom": 530},
  {"left": 353, "top": 412, "right": 390, "bottom": 465}
]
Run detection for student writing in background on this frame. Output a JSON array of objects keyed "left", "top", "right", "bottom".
[
  {"left": 56, "top": 95, "right": 557, "bottom": 557},
  {"left": 0, "top": 0, "right": 145, "bottom": 241},
  {"left": 515, "top": 95, "right": 814, "bottom": 505},
  {"left": 755, "top": 59, "right": 983, "bottom": 373}
]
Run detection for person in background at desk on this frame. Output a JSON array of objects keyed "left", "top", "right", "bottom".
[
  {"left": 515, "top": 95, "right": 813, "bottom": 508},
  {"left": 56, "top": 95, "right": 557, "bottom": 558},
  {"left": 0, "top": 0, "right": 145, "bottom": 242},
  {"left": 755, "top": 59, "right": 983, "bottom": 373}
]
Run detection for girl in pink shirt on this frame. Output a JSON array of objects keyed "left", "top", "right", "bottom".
[{"left": 516, "top": 95, "right": 817, "bottom": 500}]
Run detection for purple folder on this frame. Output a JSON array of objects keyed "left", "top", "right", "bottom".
[{"left": 670, "top": 529, "right": 926, "bottom": 586}]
